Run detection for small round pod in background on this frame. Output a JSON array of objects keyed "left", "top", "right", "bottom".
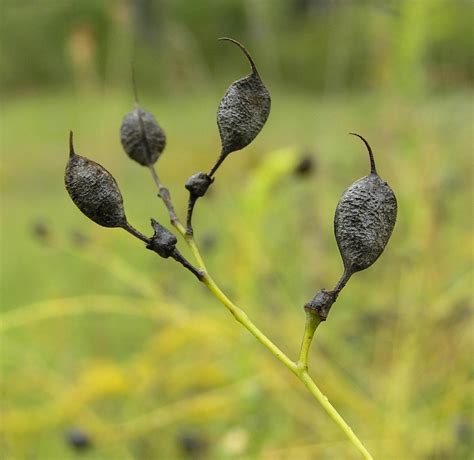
[
  {"left": 334, "top": 133, "right": 397, "bottom": 276},
  {"left": 65, "top": 427, "right": 92, "bottom": 451},
  {"left": 120, "top": 106, "right": 166, "bottom": 166},
  {"left": 65, "top": 131, "right": 127, "bottom": 228}
]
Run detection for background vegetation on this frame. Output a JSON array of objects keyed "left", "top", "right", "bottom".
[{"left": 1, "top": 1, "right": 472, "bottom": 459}]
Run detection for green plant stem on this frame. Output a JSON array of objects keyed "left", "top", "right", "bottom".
[
  {"left": 144, "top": 163, "right": 371, "bottom": 458},
  {"left": 183, "top": 235, "right": 373, "bottom": 460},
  {"left": 297, "top": 310, "right": 321, "bottom": 371},
  {"left": 298, "top": 370, "right": 373, "bottom": 460},
  {"left": 185, "top": 234, "right": 207, "bottom": 271},
  {"left": 202, "top": 272, "right": 296, "bottom": 371}
]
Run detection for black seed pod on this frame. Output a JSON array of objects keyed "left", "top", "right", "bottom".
[
  {"left": 334, "top": 133, "right": 397, "bottom": 274},
  {"left": 120, "top": 106, "right": 166, "bottom": 166},
  {"left": 305, "top": 134, "right": 397, "bottom": 321},
  {"left": 65, "top": 131, "right": 127, "bottom": 228},
  {"left": 216, "top": 37, "right": 271, "bottom": 158}
]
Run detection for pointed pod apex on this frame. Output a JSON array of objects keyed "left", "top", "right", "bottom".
[
  {"left": 217, "top": 39, "right": 271, "bottom": 156},
  {"left": 334, "top": 135, "right": 397, "bottom": 273},
  {"left": 349, "top": 132, "right": 377, "bottom": 175},
  {"left": 219, "top": 37, "right": 258, "bottom": 75},
  {"left": 65, "top": 134, "right": 127, "bottom": 228},
  {"left": 69, "top": 130, "right": 76, "bottom": 158}
]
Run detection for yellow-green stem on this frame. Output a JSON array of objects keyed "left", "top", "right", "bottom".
[
  {"left": 297, "top": 310, "right": 321, "bottom": 371},
  {"left": 298, "top": 370, "right": 373, "bottom": 460},
  {"left": 182, "top": 234, "right": 373, "bottom": 460},
  {"left": 185, "top": 235, "right": 207, "bottom": 271},
  {"left": 202, "top": 272, "right": 296, "bottom": 372},
  {"left": 174, "top": 220, "right": 187, "bottom": 237}
]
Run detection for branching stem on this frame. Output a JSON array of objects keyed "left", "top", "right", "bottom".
[
  {"left": 123, "top": 221, "right": 201, "bottom": 280},
  {"left": 182, "top": 235, "right": 373, "bottom": 460},
  {"left": 143, "top": 160, "right": 373, "bottom": 459},
  {"left": 202, "top": 272, "right": 296, "bottom": 371},
  {"left": 171, "top": 249, "right": 204, "bottom": 281},
  {"left": 185, "top": 149, "right": 226, "bottom": 235},
  {"left": 149, "top": 165, "right": 186, "bottom": 234}
]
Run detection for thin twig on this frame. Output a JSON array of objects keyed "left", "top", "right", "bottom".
[
  {"left": 208, "top": 152, "right": 227, "bottom": 177},
  {"left": 171, "top": 249, "right": 204, "bottom": 281},
  {"left": 185, "top": 194, "right": 198, "bottom": 236},
  {"left": 149, "top": 165, "right": 185, "bottom": 234},
  {"left": 122, "top": 222, "right": 150, "bottom": 244}
]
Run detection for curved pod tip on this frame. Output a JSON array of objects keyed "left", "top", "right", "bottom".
[
  {"left": 218, "top": 37, "right": 258, "bottom": 74},
  {"left": 65, "top": 133, "right": 127, "bottom": 228},
  {"left": 69, "top": 130, "right": 76, "bottom": 158},
  {"left": 216, "top": 38, "right": 270, "bottom": 157},
  {"left": 349, "top": 132, "right": 377, "bottom": 175}
]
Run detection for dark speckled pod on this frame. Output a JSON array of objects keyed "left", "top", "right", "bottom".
[
  {"left": 120, "top": 107, "right": 166, "bottom": 166},
  {"left": 305, "top": 134, "right": 397, "bottom": 320},
  {"left": 334, "top": 134, "right": 397, "bottom": 274},
  {"left": 65, "top": 131, "right": 127, "bottom": 228},
  {"left": 216, "top": 38, "right": 271, "bottom": 158}
]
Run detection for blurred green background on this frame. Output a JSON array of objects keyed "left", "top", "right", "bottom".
[{"left": 1, "top": 1, "right": 473, "bottom": 459}]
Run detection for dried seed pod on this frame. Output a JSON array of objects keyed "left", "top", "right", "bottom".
[
  {"left": 334, "top": 133, "right": 397, "bottom": 274},
  {"left": 65, "top": 131, "right": 127, "bottom": 228},
  {"left": 306, "top": 134, "right": 397, "bottom": 321},
  {"left": 120, "top": 106, "right": 166, "bottom": 166},
  {"left": 216, "top": 37, "right": 271, "bottom": 159}
]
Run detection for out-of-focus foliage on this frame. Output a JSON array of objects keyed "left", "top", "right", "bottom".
[
  {"left": 1, "top": 1, "right": 473, "bottom": 459},
  {"left": 0, "top": 0, "right": 473, "bottom": 95},
  {"left": 1, "top": 90, "right": 472, "bottom": 459}
]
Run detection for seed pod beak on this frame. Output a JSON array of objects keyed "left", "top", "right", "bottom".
[
  {"left": 65, "top": 132, "right": 127, "bottom": 228},
  {"left": 218, "top": 37, "right": 258, "bottom": 75},
  {"left": 216, "top": 38, "right": 271, "bottom": 158},
  {"left": 69, "top": 130, "right": 76, "bottom": 158},
  {"left": 349, "top": 132, "right": 377, "bottom": 175}
]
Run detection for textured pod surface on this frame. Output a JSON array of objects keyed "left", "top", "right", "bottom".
[
  {"left": 185, "top": 172, "right": 213, "bottom": 197},
  {"left": 120, "top": 107, "right": 166, "bottom": 166},
  {"left": 217, "top": 38, "right": 271, "bottom": 156},
  {"left": 334, "top": 173, "right": 397, "bottom": 272},
  {"left": 65, "top": 133, "right": 126, "bottom": 228},
  {"left": 146, "top": 218, "right": 177, "bottom": 258}
]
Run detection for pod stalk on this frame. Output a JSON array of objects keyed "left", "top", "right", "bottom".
[{"left": 209, "top": 150, "right": 227, "bottom": 177}]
